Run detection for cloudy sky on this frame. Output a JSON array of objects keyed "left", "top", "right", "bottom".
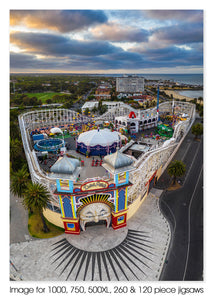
[{"left": 10, "top": 9, "right": 203, "bottom": 74}]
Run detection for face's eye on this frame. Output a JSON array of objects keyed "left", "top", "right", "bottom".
[
  {"left": 98, "top": 209, "right": 108, "bottom": 216},
  {"left": 85, "top": 212, "right": 94, "bottom": 218}
]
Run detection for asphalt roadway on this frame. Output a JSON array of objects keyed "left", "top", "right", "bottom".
[
  {"left": 156, "top": 118, "right": 203, "bottom": 281},
  {"left": 10, "top": 193, "right": 32, "bottom": 244}
]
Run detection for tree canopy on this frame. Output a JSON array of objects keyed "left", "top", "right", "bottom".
[
  {"left": 22, "top": 182, "right": 51, "bottom": 232},
  {"left": 167, "top": 160, "right": 186, "bottom": 185},
  {"left": 10, "top": 166, "right": 30, "bottom": 198},
  {"left": 191, "top": 123, "right": 203, "bottom": 139}
]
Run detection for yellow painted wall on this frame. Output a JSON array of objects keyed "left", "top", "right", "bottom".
[
  {"left": 43, "top": 208, "right": 64, "bottom": 228},
  {"left": 156, "top": 165, "right": 162, "bottom": 180},
  {"left": 127, "top": 190, "right": 147, "bottom": 220}
]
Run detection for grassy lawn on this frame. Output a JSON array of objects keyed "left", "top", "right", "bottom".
[
  {"left": 28, "top": 211, "right": 64, "bottom": 238},
  {"left": 55, "top": 133, "right": 72, "bottom": 139},
  {"left": 26, "top": 92, "right": 67, "bottom": 103}
]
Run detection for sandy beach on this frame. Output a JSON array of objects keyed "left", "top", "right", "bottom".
[
  {"left": 162, "top": 89, "right": 203, "bottom": 104},
  {"left": 162, "top": 89, "right": 193, "bottom": 101}
]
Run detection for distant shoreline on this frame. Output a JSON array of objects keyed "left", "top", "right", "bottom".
[{"left": 162, "top": 89, "right": 203, "bottom": 104}]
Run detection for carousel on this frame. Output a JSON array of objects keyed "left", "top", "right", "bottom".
[{"left": 76, "top": 128, "right": 121, "bottom": 156}]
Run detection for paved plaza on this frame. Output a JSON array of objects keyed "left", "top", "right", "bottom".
[
  {"left": 38, "top": 135, "right": 110, "bottom": 180},
  {"left": 67, "top": 150, "right": 108, "bottom": 180},
  {"left": 10, "top": 188, "right": 171, "bottom": 281}
]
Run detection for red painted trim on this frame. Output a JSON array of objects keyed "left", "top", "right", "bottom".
[
  {"left": 147, "top": 170, "right": 158, "bottom": 194},
  {"left": 146, "top": 170, "right": 157, "bottom": 186},
  {"left": 63, "top": 220, "right": 80, "bottom": 235},
  {"left": 54, "top": 182, "right": 132, "bottom": 196},
  {"left": 111, "top": 211, "right": 127, "bottom": 229},
  {"left": 64, "top": 229, "right": 80, "bottom": 235},
  {"left": 128, "top": 111, "right": 137, "bottom": 119},
  {"left": 149, "top": 170, "right": 157, "bottom": 182},
  {"left": 112, "top": 221, "right": 127, "bottom": 230}
]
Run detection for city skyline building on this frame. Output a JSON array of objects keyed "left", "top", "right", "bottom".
[{"left": 116, "top": 76, "right": 145, "bottom": 93}]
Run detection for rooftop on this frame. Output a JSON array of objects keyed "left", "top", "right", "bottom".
[
  {"left": 77, "top": 129, "right": 120, "bottom": 147},
  {"left": 49, "top": 155, "right": 80, "bottom": 180},
  {"left": 102, "top": 150, "right": 135, "bottom": 174}
]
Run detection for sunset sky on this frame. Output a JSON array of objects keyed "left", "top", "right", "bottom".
[{"left": 10, "top": 9, "right": 203, "bottom": 74}]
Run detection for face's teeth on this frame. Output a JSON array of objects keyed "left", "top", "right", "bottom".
[
  {"left": 106, "top": 216, "right": 111, "bottom": 228},
  {"left": 80, "top": 220, "right": 86, "bottom": 231},
  {"left": 94, "top": 216, "right": 99, "bottom": 223}
]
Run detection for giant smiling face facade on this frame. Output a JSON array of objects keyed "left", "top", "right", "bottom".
[{"left": 79, "top": 203, "right": 111, "bottom": 231}]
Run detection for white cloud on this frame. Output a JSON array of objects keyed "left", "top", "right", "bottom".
[{"left": 175, "top": 45, "right": 192, "bottom": 51}]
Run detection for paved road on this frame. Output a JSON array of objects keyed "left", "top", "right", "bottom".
[
  {"left": 10, "top": 192, "right": 32, "bottom": 244},
  {"left": 157, "top": 119, "right": 203, "bottom": 280}
]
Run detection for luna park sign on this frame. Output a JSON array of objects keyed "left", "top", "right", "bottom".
[{"left": 81, "top": 180, "right": 109, "bottom": 192}]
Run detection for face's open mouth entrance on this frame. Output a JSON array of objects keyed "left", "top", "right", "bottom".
[
  {"left": 79, "top": 200, "right": 113, "bottom": 231},
  {"left": 84, "top": 219, "right": 109, "bottom": 228}
]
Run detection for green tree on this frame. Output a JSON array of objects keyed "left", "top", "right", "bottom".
[
  {"left": 100, "top": 104, "right": 108, "bottom": 115},
  {"left": 199, "top": 106, "right": 203, "bottom": 118},
  {"left": 167, "top": 160, "right": 186, "bottom": 185},
  {"left": 10, "top": 166, "right": 29, "bottom": 198},
  {"left": 10, "top": 138, "right": 22, "bottom": 166},
  {"left": 10, "top": 121, "right": 20, "bottom": 140},
  {"left": 46, "top": 98, "right": 53, "bottom": 104},
  {"left": 62, "top": 101, "right": 72, "bottom": 109},
  {"left": 10, "top": 109, "right": 19, "bottom": 122},
  {"left": 191, "top": 123, "right": 203, "bottom": 139},
  {"left": 22, "top": 182, "right": 51, "bottom": 233},
  {"left": 92, "top": 106, "right": 98, "bottom": 113},
  {"left": 87, "top": 95, "right": 94, "bottom": 101},
  {"left": 84, "top": 107, "right": 90, "bottom": 115}
]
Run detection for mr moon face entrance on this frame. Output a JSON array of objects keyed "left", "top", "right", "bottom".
[{"left": 77, "top": 194, "right": 114, "bottom": 231}]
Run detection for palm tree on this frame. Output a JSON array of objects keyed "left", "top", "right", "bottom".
[
  {"left": 23, "top": 182, "right": 51, "bottom": 233},
  {"left": 10, "top": 165, "right": 29, "bottom": 198},
  {"left": 167, "top": 160, "right": 186, "bottom": 185}
]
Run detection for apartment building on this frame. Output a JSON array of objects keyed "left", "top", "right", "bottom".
[{"left": 116, "top": 75, "right": 145, "bottom": 93}]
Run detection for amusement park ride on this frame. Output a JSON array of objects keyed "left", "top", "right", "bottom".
[{"left": 18, "top": 88, "right": 196, "bottom": 234}]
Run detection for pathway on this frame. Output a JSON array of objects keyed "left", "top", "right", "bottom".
[{"left": 10, "top": 189, "right": 170, "bottom": 281}]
